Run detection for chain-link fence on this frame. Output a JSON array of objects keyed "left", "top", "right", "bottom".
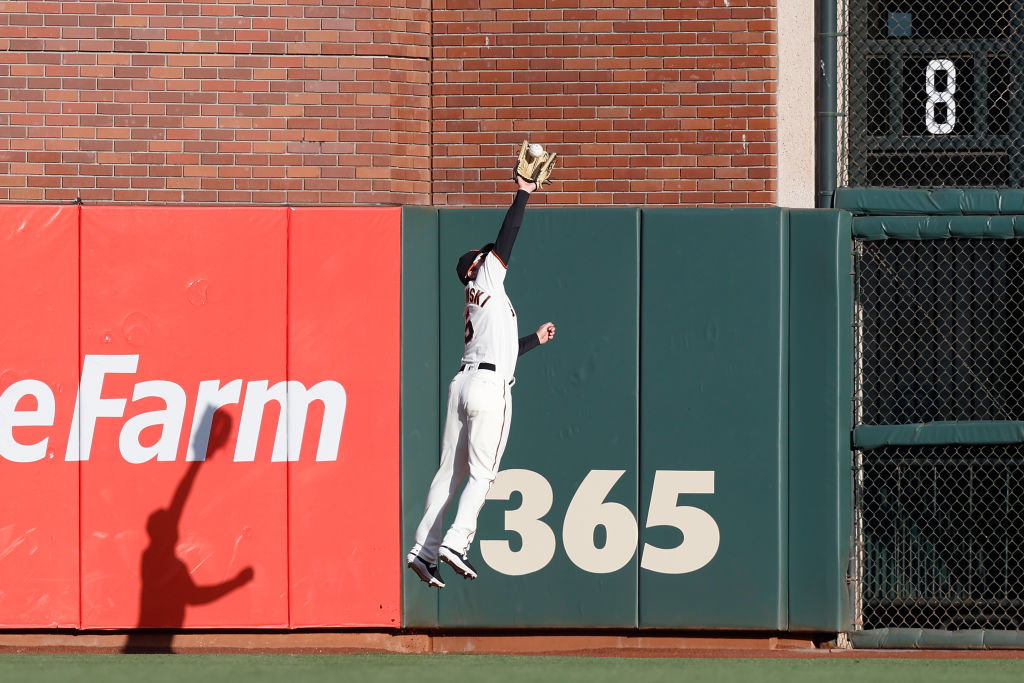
[
  {"left": 845, "top": 0, "right": 1024, "bottom": 639},
  {"left": 854, "top": 236, "right": 1024, "bottom": 631},
  {"left": 842, "top": 0, "right": 1024, "bottom": 187},
  {"left": 857, "top": 444, "right": 1024, "bottom": 630},
  {"left": 855, "top": 239, "right": 1024, "bottom": 425}
]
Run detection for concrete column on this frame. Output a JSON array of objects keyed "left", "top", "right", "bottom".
[{"left": 777, "top": 0, "right": 818, "bottom": 208}]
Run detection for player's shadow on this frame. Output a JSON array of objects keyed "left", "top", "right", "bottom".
[{"left": 122, "top": 408, "right": 254, "bottom": 654}]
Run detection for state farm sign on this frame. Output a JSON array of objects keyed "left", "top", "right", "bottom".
[
  {"left": 0, "top": 354, "right": 347, "bottom": 464},
  {"left": 0, "top": 204, "right": 401, "bottom": 630}
]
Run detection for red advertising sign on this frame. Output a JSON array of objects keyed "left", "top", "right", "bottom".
[
  {"left": 79, "top": 207, "right": 290, "bottom": 629},
  {"left": 0, "top": 205, "right": 80, "bottom": 627},
  {"left": 287, "top": 207, "right": 402, "bottom": 627},
  {"left": 0, "top": 205, "right": 404, "bottom": 630}
]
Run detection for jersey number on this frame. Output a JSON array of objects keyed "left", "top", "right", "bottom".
[{"left": 464, "top": 310, "right": 474, "bottom": 344}]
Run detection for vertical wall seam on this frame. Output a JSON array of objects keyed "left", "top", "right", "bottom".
[
  {"left": 780, "top": 208, "right": 791, "bottom": 631},
  {"left": 434, "top": 209, "right": 442, "bottom": 626},
  {"left": 836, "top": 214, "right": 847, "bottom": 627},
  {"left": 77, "top": 203, "right": 83, "bottom": 629},
  {"left": 634, "top": 207, "right": 642, "bottom": 629},
  {"left": 285, "top": 205, "right": 292, "bottom": 629},
  {"left": 397, "top": 207, "right": 406, "bottom": 623}
]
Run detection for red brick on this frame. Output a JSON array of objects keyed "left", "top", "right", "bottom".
[{"left": 1, "top": 2, "right": 774, "bottom": 207}]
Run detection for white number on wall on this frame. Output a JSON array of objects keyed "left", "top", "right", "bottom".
[
  {"left": 480, "top": 468, "right": 720, "bottom": 576},
  {"left": 640, "top": 470, "right": 720, "bottom": 574},
  {"left": 562, "top": 470, "right": 639, "bottom": 574},
  {"left": 479, "top": 468, "right": 557, "bottom": 576},
  {"left": 925, "top": 58, "right": 956, "bottom": 134}
]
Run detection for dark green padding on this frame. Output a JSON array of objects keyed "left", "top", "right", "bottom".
[
  {"left": 639, "top": 209, "right": 788, "bottom": 629},
  {"left": 400, "top": 206, "right": 440, "bottom": 628},
  {"left": 787, "top": 209, "right": 853, "bottom": 631},
  {"left": 853, "top": 215, "right": 1024, "bottom": 240},
  {"left": 435, "top": 206, "right": 640, "bottom": 627},
  {"left": 854, "top": 422, "right": 1024, "bottom": 449},
  {"left": 836, "top": 187, "right": 1024, "bottom": 216},
  {"left": 850, "top": 627, "right": 1024, "bottom": 649}
]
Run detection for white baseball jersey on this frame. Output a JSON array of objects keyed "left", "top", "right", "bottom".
[
  {"left": 460, "top": 250, "right": 518, "bottom": 382},
  {"left": 408, "top": 188, "right": 536, "bottom": 571}
]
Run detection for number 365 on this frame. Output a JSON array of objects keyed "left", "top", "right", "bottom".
[{"left": 480, "top": 469, "right": 720, "bottom": 576}]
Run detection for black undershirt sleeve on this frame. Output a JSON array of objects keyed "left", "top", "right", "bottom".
[
  {"left": 493, "top": 190, "right": 531, "bottom": 266},
  {"left": 518, "top": 333, "right": 540, "bottom": 357}
]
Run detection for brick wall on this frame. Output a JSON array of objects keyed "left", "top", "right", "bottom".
[
  {"left": 0, "top": 0, "right": 777, "bottom": 207},
  {"left": 432, "top": 0, "right": 778, "bottom": 206},
  {"left": 0, "top": 1, "right": 431, "bottom": 205}
]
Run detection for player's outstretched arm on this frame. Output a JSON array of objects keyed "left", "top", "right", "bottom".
[
  {"left": 492, "top": 178, "right": 535, "bottom": 266},
  {"left": 517, "top": 322, "right": 556, "bottom": 356}
]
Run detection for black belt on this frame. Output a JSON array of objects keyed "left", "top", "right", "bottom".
[{"left": 461, "top": 362, "right": 496, "bottom": 372}]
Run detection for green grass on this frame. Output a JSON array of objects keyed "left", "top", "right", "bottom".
[{"left": 0, "top": 654, "right": 1021, "bottom": 683}]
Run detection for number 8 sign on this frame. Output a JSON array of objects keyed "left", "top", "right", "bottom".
[
  {"left": 925, "top": 58, "right": 956, "bottom": 134},
  {"left": 480, "top": 468, "right": 720, "bottom": 576}
]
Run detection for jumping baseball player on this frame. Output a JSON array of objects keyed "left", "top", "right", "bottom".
[{"left": 407, "top": 174, "right": 556, "bottom": 588}]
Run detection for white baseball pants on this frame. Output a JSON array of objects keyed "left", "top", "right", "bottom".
[{"left": 411, "top": 365, "right": 512, "bottom": 562}]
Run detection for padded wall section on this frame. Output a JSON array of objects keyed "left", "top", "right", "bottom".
[
  {"left": 639, "top": 209, "right": 788, "bottom": 629},
  {"left": 835, "top": 187, "right": 1024, "bottom": 216},
  {"left": 0, "top": 204, "right": 856, "bottom": 633},
  {"left": 400, "top": 207, "right": 441, "bottom": 628},
  {"left": 79, "top": 207, "right": 288, "bottom": 628},
  {"left": 0, "top": 205, "right": 80, "bottom": 627},
  {"left": 431, "top": 205, "right": 640, "bottom": 627},
  {"left": 288, "top": 207, "right": 402, "bottom": 627},
  {"left": 787, "top": 209, "right": 853, "bottom": 631}
]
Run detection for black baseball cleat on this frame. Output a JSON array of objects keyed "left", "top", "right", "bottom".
[
  {"left": 439, "top": 545, "right": 478, "bottom": 580},
  {"left": 406, "top": 553, "right": 445, "bottom": 589}
]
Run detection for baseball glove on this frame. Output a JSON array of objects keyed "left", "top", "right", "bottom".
[{"left": 514, "top": 140, "right": 557, "bottom": 189}]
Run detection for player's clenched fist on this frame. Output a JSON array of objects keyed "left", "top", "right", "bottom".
[{"left": 536, "top": 322, "right": 556, "bottom": 344}]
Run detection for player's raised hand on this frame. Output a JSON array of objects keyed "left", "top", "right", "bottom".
[
  {"left": 536, "top": 322, "right": 556, "bottom": 344},
  {"left": 516, "top": 175, "right": 537, "bottom": 193}
]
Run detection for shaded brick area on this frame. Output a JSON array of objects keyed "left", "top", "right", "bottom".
[{"left": 0, "top": 1, "right": 431, "bottom": 204}]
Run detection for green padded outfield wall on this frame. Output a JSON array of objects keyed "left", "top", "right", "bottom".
[
  {"left": 400, "top": 206, "right": 440, "bottom": 628},
  {"left": 400, "top": 206, "right": 853, "bottom": 631},
  {"left": 640, "top": 209, "right": 788, "bottom": 628},
  {"left": 434, "top": 205, "right": 640, "bottom": 627},
  {"left": 787, "top": 210, "right": 853, "bottom": 632}
]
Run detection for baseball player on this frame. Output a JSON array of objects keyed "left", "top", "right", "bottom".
[{"left": 407, "top": 174, "right": 556, "bottom": 588}]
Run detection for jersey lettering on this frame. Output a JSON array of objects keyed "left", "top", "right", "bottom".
[
  {"left": 466, "top": 287, "right": 491, "bottom": 308},
  {"left": 462, "top": 252, "right": 518, "bottom": 379}
]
